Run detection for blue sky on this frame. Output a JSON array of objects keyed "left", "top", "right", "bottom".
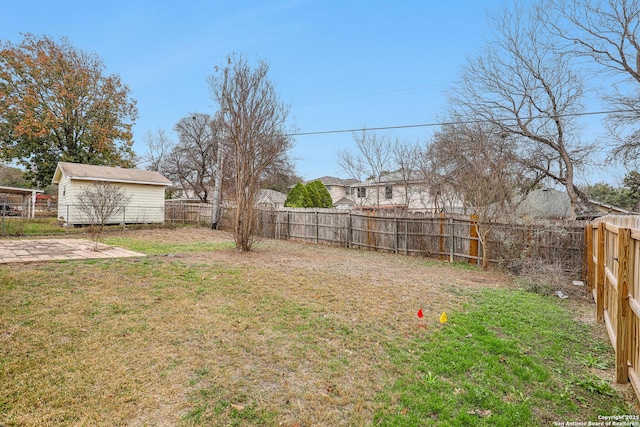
[{"left": 1, "top": 0, "right": 617, "bottom": 184}]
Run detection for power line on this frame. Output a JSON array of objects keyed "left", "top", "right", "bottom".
[{"left": 289, "top": 109, "right": 634, "bottom": 137}]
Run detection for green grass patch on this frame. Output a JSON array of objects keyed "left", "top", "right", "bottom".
[
  {"left": 0, "top": 217, "right": 67, "bottom": 236},
  {"left": 102, "top": 236, "right": 234, "bottom": 255},
  {"left": 0, "top": 229, "right": 635, "bottom": 426},
  {"left": 374, "top": 289, "right": 631, "bottom": 426}
]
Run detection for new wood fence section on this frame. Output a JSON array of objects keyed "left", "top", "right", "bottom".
[
  {"left": 166, "top": 203, "right": 585, "bottom": 274},
  {"left": 586, "top": 215, "right": 640, "bottom": 402}
]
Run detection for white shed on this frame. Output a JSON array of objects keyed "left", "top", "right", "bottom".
[{"left": 52, "top": 162, "right": 172, "bottom": 227}]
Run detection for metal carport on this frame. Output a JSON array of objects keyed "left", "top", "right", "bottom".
[{"left": 0, "top": 186, "right": 44, "bottom": 219}]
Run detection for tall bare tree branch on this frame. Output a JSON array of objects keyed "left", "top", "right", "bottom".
[
  {"left": 450, "top": 4, "right": 594, "bottom": 218},
  {"left": 209, "top": 54, "right": 293, "bottom": 251},
  {"left": 337, "top": 130, "right": 393, "bottom": 208},
  {"left": 543, "top": 0, "right": 640, "bottom": 163}
]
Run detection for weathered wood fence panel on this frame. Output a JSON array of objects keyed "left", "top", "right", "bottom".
[
  {"left": 587, "top": 215, "right": 640, "bottom": 402},
  {"left": 165, "top": 202, "right": 213, "bottom": 225},
  {"left": 166, "top": 204, "right": 584, "bottom": 275}
]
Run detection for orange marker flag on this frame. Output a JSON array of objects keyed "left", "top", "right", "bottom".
[
  {"left": 439, "top": 311, "right": 448, "bottom": 324},
  {"left": 417, "top": 308, "right": 424, "bottom": 318}
]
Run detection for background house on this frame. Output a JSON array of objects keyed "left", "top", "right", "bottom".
[
  {"left": 307, "top": 176, "right": 359, "bottom": 206},
  {"left": 346, "top": 171, "right": 437, "bottom": 211},
  {"left": 308, "top": 173, "right": 460, "bottom": 212},
  {"left": 516, "top": 188, "right": 634, "bottom": 220},
  {"left": 52, "top": 162, "right": 171, "bottom": 226},
  {"left": 255, "top": 189, "right": 287, "bottom": 210}
]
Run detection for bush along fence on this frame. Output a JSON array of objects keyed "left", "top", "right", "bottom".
[
  {"left": 586, "top": 215, "right": 640, "bottom": 403},
  {"left": 165, "top": 203, "right": 585, "bottom": 276}
]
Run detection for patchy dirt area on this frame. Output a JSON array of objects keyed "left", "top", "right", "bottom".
[
  {"left": 114, "top": 228, "right": 639, "bottom": 417},
  {"left": 109, "top": 227, "right": 607, "bottom": 343},
  {"left": 116, "top": 228, "right": 513, "bottom": 309},
  {"left": 3, "top": 226, "right": 632, "bottom": 426}
]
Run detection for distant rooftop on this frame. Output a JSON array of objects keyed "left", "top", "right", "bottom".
[
  {"left": 307, "top": 176, "right": 359, "bottom": 186},
  {"left": 52, "top": 162, "right": 172, "bottom": 186}
]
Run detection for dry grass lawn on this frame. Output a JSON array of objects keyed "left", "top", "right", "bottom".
[{"left": 0, "top": 227, "right": 628, "bottom": 426}]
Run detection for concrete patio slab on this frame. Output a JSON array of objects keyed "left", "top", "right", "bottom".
[{"left": 0, "top": 238, "right": 146, "bottom": 264}]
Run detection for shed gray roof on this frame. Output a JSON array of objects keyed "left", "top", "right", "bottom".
[{"left": 52, "top": 162, "right": 172, "bottom": 186}]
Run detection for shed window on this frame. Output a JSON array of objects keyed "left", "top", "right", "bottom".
[
  {"left": 62, "top": 185, "right": 66, "bottom": 197},
  {"left": 385, "top": 186, "right": 393, "bottom": 199},
  {"left": 357, "top": 187, "right": 366, "bottom": 198}
]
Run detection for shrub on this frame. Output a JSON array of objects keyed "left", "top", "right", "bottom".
[{"left": 284, "top": 181, "right": 332, "bottom": 208}]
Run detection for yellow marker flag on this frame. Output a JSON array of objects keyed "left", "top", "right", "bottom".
[{"left": 439, "top": 311, "right": 448, "bottom": 324}]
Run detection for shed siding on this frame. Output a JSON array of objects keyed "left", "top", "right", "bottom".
[
  {"left": 59, "top": 180, "right": 166, "bottom": 225},
  {"left": 56, "top": 176, "right": 74, "bottom": 224}
]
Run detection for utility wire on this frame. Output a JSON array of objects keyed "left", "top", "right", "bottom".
[{"left": 289, "top": 109, "right": 634, "bottom": 137}]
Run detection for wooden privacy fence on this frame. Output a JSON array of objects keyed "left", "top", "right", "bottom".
[
  {"left": 586, "top": 215, "right": 640, "bottom": 402},
  {"left": 270, "top": 209, "right": 584, "bottom": 270},
  {"left": 273, "top": 209, "right": 479, "bottom": 262},
  {"left": 167, "top": 203, "right": 585, "bottom": 274},
  {"left": 165, "top": 202, "right": 214, "bottom": 225}
]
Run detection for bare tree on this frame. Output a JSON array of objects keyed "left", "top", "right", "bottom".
[
  {"left": 163, "top": 113, "right": 221, "bottom": 203},
  {"left": 428, "top": 121, "right": 529, "bottom": 268},
  {"left": 260, "top": 155, "right": 300, "bottom": 194},
  {"left": 75, "top": 181, "right": 132, "bottom": 246},
  {"left": 143, "top": 128, "right": 173, "bottom": 173},
  {"left": 337, "top": 130, "right": 394, "bottom": 207},
  {"left": 389, "top": 139, "right": 424, "bottom": 209},
  {"left": 142, "top": 128, "right": 177, "bottom": 199},
  {"left": 209, "top": 54, "right": 293, "bottom": 251},
  {"left": 543, "top": 0, "right": 640, "bottom": 164},
  {"left": 409, "top": 142, "right": 457, "bottom": 213},
  {"left": 450, "top": 4, "right": 594, "bottom": 218}
]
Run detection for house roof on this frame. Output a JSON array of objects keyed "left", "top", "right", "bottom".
[
  {"left": 363, "top": 170, "right": 424, "bottom": 184},
  {"left": 516, "top": 188, "right": 572, "bottom": 219},
  {"left": 52, "top": 162, "right": 172, "bottom": 186},
  {"left": 515, "top": 188, "right": 633, "bottom": 219},
  {"left": 308, "top": 176, "right": 359, "bottom": 186},
  {"left": 256, "top": 189, "right": 287, "bottom": 204},
  {"left": 333, "top": 196, "right": 355, "bottom": 207}
]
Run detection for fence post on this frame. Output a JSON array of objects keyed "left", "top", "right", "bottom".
[
  {"left": 316, "top": 211, "right": 319, "bottom": 244},
  {"left": 584, "top": 225, "right": 592, "bottom": 289},
  {"left": 616, "top": 227, "right": 633, "bottom": 384},
  {"left": 597, "top": 222, "right": 605, "bottom": 323},
  {"left": 394, "top": 217, "right": 399, "bottom": 255},
  {"left": 439, "top": 213, "right": 445, "bottom": 260},
  {"left": 347, "top": 213, "right": 352, "bottom": 249},
  {"left": 585, "top": 225, "right": 594, "bottom": 297},
  {"left": 449, "top": 218, "right": 454, "bottom": 263},
  {"left": 469, "top": 215, "right": 479, "bottom": 265},
  {"left": 404, "top": 218, "right": 408, "bottom": 256}
]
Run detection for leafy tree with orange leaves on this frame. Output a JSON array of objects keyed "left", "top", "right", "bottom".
[{"left": 0, "top": 34, "right": 137, "bottom": 187}]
